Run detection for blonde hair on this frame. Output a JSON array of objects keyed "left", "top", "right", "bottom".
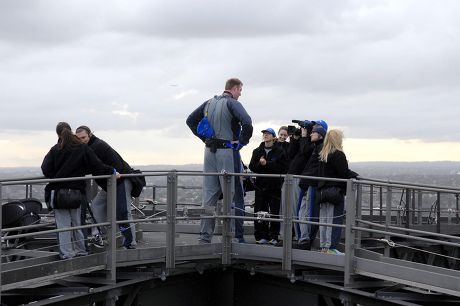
[{"left": 319, "top": 129, "right": 344, "bottom": 162}]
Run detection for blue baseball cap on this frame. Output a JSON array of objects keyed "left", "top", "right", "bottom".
[
  {"left": 261, "top": 128, "right": 276, "bottom": 137},
  {"left": 313, "top": 120, "right": 328, "bottom": 131}
]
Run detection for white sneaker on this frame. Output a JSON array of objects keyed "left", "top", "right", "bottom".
[
  {"left": 268, "top": 239, "right": 279, "bottom": 246},
  {"left": 256, "top": 239, "right": 269, "bottom": 245}
]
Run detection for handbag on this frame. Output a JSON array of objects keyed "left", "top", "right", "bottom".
[
  {"left": 54, "top": 189, "right": 83, "bottom": 209},
  {"left": 318, "top": 186, "right": 343, "bottom": 205},
  {"left": 130, "top": 169, "right": 146, "bottom": 197}
]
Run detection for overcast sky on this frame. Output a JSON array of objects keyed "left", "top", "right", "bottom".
[{"left": 1, "top": 0, "right": 460, "bottom": 167}]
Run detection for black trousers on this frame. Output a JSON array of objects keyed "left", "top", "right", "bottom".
[{"left": 254, "top": 189, "right": 281, "bottom": 241}]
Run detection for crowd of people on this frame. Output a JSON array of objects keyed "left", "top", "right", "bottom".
[
  {"left": 187, "top": 77, "right": 358, "bottom": 254},
  {"left": 39, "top": 77, "right": 357, "bottom": 260}
]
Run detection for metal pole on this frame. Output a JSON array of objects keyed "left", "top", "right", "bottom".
[
  {"left": 152, "top": 185, "right": 156, "bottom": 202},
  {"left": 282, "top": 174, "right": 293, "bottom": 272},
  {"left": 221, "top": 172, "right": 232, "bottom": 266},
  {"left": 106, "top": 174, "right": 117, "bottom": 283},
  {"left": 456, "top": 194, "right": 459, "bottom": 224},
  {"left": 25, "top": 184, "right": 29, "bottom": 198},
  {"left": 379, "top": 186, "right": 383, "bottom": 224},
  {"left": 355, "top": 184, "right": 362, "bottom": 249},
  {"left": 369, "top": 185, "right": 374, "bottom": 219},
  {"left": 344, "top": 179, "right": 356, "bottom": 287},
  {"left": 166, "top": 171, "right": 177, "bottom": 269},
  {"left": 369, "top": 185, "right": 374, "bottom": 238},
  {"left": 437, "top": 192, "right": 441, "bottom": 233},
  {"left": 417, "top": 190, "right": 422, "bottom": 225},
  {"left": 405, "top": 188, "right": 410, "bottom": 229},
  {"left": 384, "top": 186, "right": 392, "bottom": 257},
  {"left": 0, "top": 182, "right": 3, "bottom": 303},
  {"left": 411, "top": 189, "right": 416, "bottom": 225}
]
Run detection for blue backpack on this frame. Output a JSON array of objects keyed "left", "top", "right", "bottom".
[{"left": 196, "top": 100, "right": 215, "bottom": 139}]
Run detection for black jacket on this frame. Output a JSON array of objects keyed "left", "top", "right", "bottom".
[
  {"left": 41, "top": 143, "right": 114, "bottom": 201},
  {"left": 298, "top": 139, "right": 324, "bottom": 189},
  {"left": 249, "top": 142, "right": 288, "bottom": 190},
  {"left": 317, "top": 150, "right": 356, "bottom": 194},
  {"left": 87, "top": 135, "right": 132, "bottom": 190}
]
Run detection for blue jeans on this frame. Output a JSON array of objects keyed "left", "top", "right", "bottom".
[
  {"left": 297, "top": 186, "right": 319, "bottom": 242},
  {"left": 91, "top": 179, "right": 133, "bottom": 247},
  {"left": 319, "top": 197, "right": 344, "bottom": 249}
]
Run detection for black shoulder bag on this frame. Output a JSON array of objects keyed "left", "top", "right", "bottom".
[{"left": 54, "top": 189, "right": 84, "bottom": 209}]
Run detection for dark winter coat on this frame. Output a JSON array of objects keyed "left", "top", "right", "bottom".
[
  {"left": 317, "top": 150, "right": 357, "bottom": 195},
  {"left": 249, "top": 142, "right": 288, "bottom": 190},
  {"left": 298, "top": 139, "right": 324, "bottom": 189},
  {"left": 87, "top": 135, "right": 132, "bottom": 190},
  {"left": 41, "top": 142, "right": 114, "bottom": 202}
]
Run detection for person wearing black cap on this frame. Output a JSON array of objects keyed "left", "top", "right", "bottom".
[
  {"left": 41, "top": 122, "right": 118, "bottom": 259},
  {"left": 249, "top": 128, "right": 288, "bottom": 245}
]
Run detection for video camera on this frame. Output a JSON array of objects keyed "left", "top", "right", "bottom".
[{"left": 292, "top": 119, "right": 314, "bottom": 129}]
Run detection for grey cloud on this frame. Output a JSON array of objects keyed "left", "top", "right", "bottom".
[{"left": 1, "top": 0, "right": 460, "bottom": 143}]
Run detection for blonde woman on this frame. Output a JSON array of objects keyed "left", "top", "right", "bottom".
[{"left": 317, "top": 129, "right": 357, "bottom": 255}]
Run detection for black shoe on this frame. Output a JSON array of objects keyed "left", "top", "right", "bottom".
[
  {"left": 124, "top": 244, "right": 136, "bottom": 250},
  {"left": 296, "top": 240, "right": 311, "bottom": 250}
]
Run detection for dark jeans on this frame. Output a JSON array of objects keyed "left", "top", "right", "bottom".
[
  {"left": 233, "top": 151, "right": 245, "bottom": 239},
  {"left": 116, "top": 181, "right": 132, "bottom": 247},
  {"left": 254, "top": 189, "right": 281, "bottom": 241}
]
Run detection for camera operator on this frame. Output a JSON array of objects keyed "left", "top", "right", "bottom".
[
  {"left": 296, "top": 120, "right": 328, "bottom": 250},
  {"left": 279, "top": 120, "right": 314, "bottom": 239}
]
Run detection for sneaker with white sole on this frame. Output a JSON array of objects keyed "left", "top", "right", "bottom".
[
  {"left": 256, "top": 238, "right": 269, "bottom": 244},
  {"left": 268, "top": 239, "right": 279, "bottom": 246},
  {"left": 89, "top": 235, "right": 104, "bottom": 248},
  {"left": 326, "top": 248, "right": 344, "bottom": 255}
]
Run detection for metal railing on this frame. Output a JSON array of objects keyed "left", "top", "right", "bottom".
[{"left": 1, "top": 171, "right": 460, "bottom": 301}]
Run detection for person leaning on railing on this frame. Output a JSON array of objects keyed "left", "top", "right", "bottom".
[
  {"left": 41, "top": 122, "right": 119, "bottom": 260},
  {"left": 317, "top": 129, "right": 358, "bottom": 255}
]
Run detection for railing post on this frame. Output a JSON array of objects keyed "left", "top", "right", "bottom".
[
  {"left": 344, "top": 179, "right": 356, "bottom": 287},
  {"left": 152, "top": 185, "right": 156, "bottom": 202},
  {"left": 166, "top": 171, "right": 177, "bottom": 270},
  {"left": 437, "top": 192, "right": 441, "bottom": 233},
  {"left": 369, "top": 185, "right": 374, "bottom": 238},
  {"left": 456, "top": 194, "right": 459, "bottom": 224},
  {"left": 405, "top": 188, "right": 411, "bottom": 229},
  {"left": 355, "top": 184, "right": 362, "bottom": 249},
  {"left": 0, "top": 182, "right": 3, "bottom": 303},
  {"left": 384, "top": 186, "right": 392, "bottom": 257},
  {"left": 221, "top": 172, "right": 232, "bottom": 266},
  {"left": 379, "top": 186, "right": 383, "bottom": 224},
  {"left": 282, "top": 174, "right": 293, "bottom": 272},
  {"left": 417, "top": 190, "right": 423, "bottom": 225},
  {"left": 106, "top": 174, "right": 117, "bottom": 282}
]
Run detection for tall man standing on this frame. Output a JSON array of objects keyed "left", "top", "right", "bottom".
[
  {"left": 186, "top": 78, "right": 253, "bottom": 243},
  {"left": 75, "top": 126, "right": 135, "bottom": 249}
]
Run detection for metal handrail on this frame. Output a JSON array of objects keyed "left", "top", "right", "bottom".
[{"left": 2, "top": 170, "right": 460, "bottom": 299}]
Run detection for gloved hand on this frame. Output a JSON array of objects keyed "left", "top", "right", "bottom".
[{"left": 232, "top": 142, "right": 244, "bottom": 151}]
